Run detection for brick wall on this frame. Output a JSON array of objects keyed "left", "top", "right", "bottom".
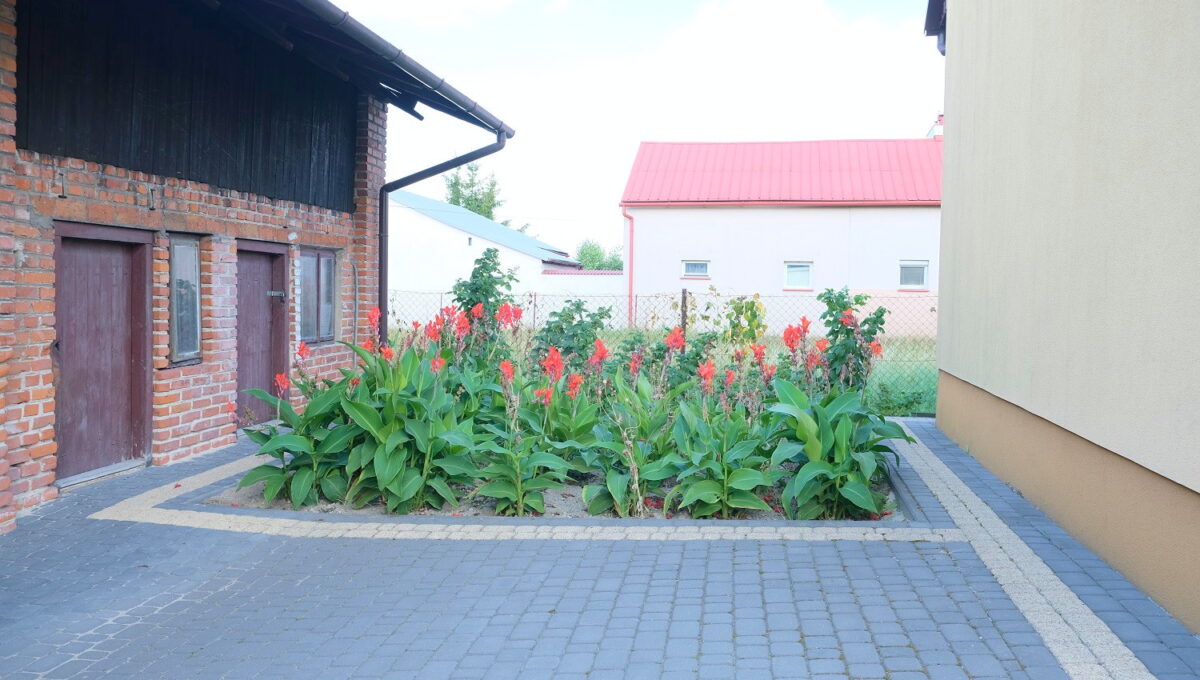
[{"left": 0, "top": 0, "right": 388, "bottom": 534}]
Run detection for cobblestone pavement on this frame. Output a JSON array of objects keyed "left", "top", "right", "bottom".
[{"left": 1, "top": 420, "right": 1197, "bottom": 680}]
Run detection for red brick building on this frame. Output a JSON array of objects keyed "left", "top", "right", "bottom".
[{"left": 0, "top": 0, "right": 512, "bottom": 534}]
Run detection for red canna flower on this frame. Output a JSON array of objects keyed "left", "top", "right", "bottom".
[
  {"left": 839, "top": 308, "right": 856, "bottom": 327},
  {"left": 273, "top": 372, "right": 290, "bottom": 395},
  {"left": 628, "top": 351, "right": 644, "bottom": 377},
  {"left": 453, "top": 311, "right": 471, "bottom": 339},
  {"left": 499, "top": 360, "right": 515, "bottom": 384},
  {"left": 664, "top": 327, "right": 686, "bottom": 352},
  {"left": 806, "top": 349, "right": 822, "bottom": 370},
  {"left": 362, "top": 338, "right": 375, "bottom": 353},
  {"left": 367, "top": 306, "right": 382, "bottom": 331},
  {"left": 533, "top": 386, "right": 553, "bottom": 406},
  {"left": 295, "top": 340, "right": 311, "bottom": 360},
  {"left": 349, "top": 376, "right": 360, "bottom": 388},
  {"left": 512, "top": 305, "right": 523, "bottom": 323},
  {"left": 783, "top": 325, "right": 802, "bottom": 352},
  {"left": 870, "top": 340, "right": 883, "bottom": 357},
  {"left": 697, "top": 360, "right": 716, "bottom": 394},
  {"left": 412, "top": 321, "right": 421, "bottom": 330},
  {"left": 380, "top": 345, "right": 394, "bottom": 361},
  {"left": 762, "top": 364, "right": 777, "bottom": 381},
  {"left": 799, "top": 316, "right": 811, "bottom": 335},
  {"left": 540, "top": 346, "right": 565, "bottom": 382},
  {"left": 724, "top": 369, "right": 736, "bottom": 388},
  {"left": 495, "top": 302, "right": 516, "bottom": 329},
  {"left": 587, "top": 338, "right": 610, "bottom": 368},
  {"left": 425, "top": 315, "right": 444, "bottom": 341},
  {"left": 441, "top": 305, "right": 458, "bottom": 318},
  {"left": 816, "top": 338, "right": 830, "bottom": 353},
  {"left": 750, "top": 344, "right": 767, "bottom": 365},
  {"left": 566, "top": 373, "right": 584, "bottom": 399},
  {"left": 430, "top": 357, "right": 446, "bottom": 373},
  {"left": 470, "top": 303, "right": 484, "bottom": 319}
]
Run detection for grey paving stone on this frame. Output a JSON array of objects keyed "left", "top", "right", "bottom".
[{"left": 0, "top": 426, "right": 1196, "bottom": 680}]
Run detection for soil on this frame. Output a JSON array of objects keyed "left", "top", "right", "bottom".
[{"left": 205, "top": 473, "right": 902, "bottom": 522}]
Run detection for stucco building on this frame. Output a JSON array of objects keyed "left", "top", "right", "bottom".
[
  {"left": 388, "top": 190, "right": 580, "bottom": 292},
  {"left": 929, "top": 0, "right": 1200, "bottom": 631},
  {"left": 619, "top": 138, "right": 942, "bottom": 329},
  {"left": 386, "top": 190, "right": 627, "bottom": 327}
]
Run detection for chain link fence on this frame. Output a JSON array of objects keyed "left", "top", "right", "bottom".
[{"left": 388, "top": 289, "right": 938, "bottom": 414}]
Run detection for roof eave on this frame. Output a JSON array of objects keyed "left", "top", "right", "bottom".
[{"left": 289, "top": 0, "right": 514, "bottom": 137}]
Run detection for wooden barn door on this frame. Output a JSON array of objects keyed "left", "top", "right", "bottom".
[
  {"left": 54, "top": 224, "right": 151, "bottom": 480},
  {"left": 236, "top": 243, "right": 288, "bottom": 424}
]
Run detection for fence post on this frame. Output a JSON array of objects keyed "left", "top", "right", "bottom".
[
  {"left": 531, "top": 293, "right": 538, "bottom": 328},
  {"left": 680, "top": 288, "right": 688, "bottom": 336}
]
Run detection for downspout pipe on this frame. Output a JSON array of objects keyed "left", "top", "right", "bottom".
[
  {"left": 622, "top": 206, "right": 636, "bottom": 326},
  {"left": 377, "top": 131, "right": 508, "bottom": 339}
]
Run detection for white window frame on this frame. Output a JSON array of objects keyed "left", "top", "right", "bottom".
[
  {"left": 681, "top": 260, "right": 710, "bottom": 278},
  {"left": 899, "top": 259, "right": 929, "bottom": 289},
  {"left": 784, "top": 261, "right": 813, "bottom": 289}
]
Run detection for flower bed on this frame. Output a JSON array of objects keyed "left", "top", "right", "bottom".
[{"left": 238, "top": 250, "right": 912, "bottom": 522}]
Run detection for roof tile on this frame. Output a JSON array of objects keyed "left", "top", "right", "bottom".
[{"left": 621, "top": 139, "right": 942, "bottom": 205}]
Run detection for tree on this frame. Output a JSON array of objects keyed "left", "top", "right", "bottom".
[
  {"left": 576, "top": 240, "right": 623, "bottom": 270},
  {"left": 444, "top": 163, "right": 503, "bottom": 220}
]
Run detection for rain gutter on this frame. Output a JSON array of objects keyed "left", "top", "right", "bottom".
[
  {"left": 288, "top": 0, "right": 515, "bottom": 339},
  {"left": 377, "top": 132, "right": 508, "bottom": 336}
]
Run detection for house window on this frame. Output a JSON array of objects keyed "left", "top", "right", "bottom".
[
  {"left": 168, "top": 235, "right": 201, "bottom": 363},
  {"left": 900, "top": 260, "right": 929, "bottom": 288},
  {"left": 785, "top": 262, "right": 812, "bottom": 289},
  {"left": 300, "top": 250, "right": 336, "bottom": 342},
  {"left": 682, "top": 260, "right": 709, "bottom": 278}
]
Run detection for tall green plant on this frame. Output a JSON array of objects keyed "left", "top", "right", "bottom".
[
  {"left": 532, "top": 299, "right": 612, "bottom": 370},
  {"left": 724, "top": 295, "right": 767, "bottom": 344},
  {"left": 452, "top": 248, "right": 518, "bottom": 322},
  {"left": 665, "top": 403, "right": 779, "bottom": 519},
  {"left": 769, "top": 380, "right": 910, "bottom": 520},
  {"left": 816, "top": 287, "right": 887, "bottom": 390},
  {"left": 473, "top": 434, "right": 568, "bottom": 516},
  {"left": 238, "top": 381, "right": 354, "bottom": 508},
  {"left": 580, "top": 373, "right": 688, "bottom": 516}
]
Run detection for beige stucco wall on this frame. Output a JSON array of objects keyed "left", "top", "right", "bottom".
[
  {"left": 938, "top": 372, "right": 1200, "bottom": 633},
  {"left": 939, "top": 1, "right": 1200, "bottom": 492}
]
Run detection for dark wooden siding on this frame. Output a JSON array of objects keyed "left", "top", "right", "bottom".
[{"left": 16, "top": 0, "right": 358, "bottom": 212}]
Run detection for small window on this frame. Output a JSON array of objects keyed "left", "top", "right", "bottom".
[
  {"left": 785, "top": 262, "right": 812, "bottom": 289},
  {"left": 300, "top": 250, "right": 337, "bottom": 342},
  {"left": 168, "top": 235, "right": 201, "bottom": 363},
  {"left": 682, "top": 260, "right": 709, "bottom": 277},
  {"left": 900, "top": 260, "right": 928, "bottom": 288}
]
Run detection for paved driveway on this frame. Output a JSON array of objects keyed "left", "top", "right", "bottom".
[{"left": 1, "top": 420, "right": 1197, "bottom": 680}]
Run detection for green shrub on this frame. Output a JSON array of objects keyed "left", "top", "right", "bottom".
[
  {"left": 532, "top": 299, "right": 612, "bottom": 371},
  {"left": 816, "top": 287, "right": 887, "bottom": 391}
]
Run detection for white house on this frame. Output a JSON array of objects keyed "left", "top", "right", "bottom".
[
  {"left": 387, "top": 191, "right": 624, "bottom": 324},
  {"left": 620, "top": 138, "right": 942, "bottom": 330}
]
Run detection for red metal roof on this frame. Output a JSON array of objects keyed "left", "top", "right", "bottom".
[{"left": 621, "top": 139, "right": 942, "bottom": 206}]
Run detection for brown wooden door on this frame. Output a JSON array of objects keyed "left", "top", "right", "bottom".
[
  {"left": 237, "top": 248, "right": 287, "bottom": 424},
  {"left": 55, "top": 235, "right": 150, "bottom": 478}
]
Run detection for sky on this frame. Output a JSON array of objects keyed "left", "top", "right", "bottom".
[{"left": 335, "top": 0, "right": 945, "bottom": 254}]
